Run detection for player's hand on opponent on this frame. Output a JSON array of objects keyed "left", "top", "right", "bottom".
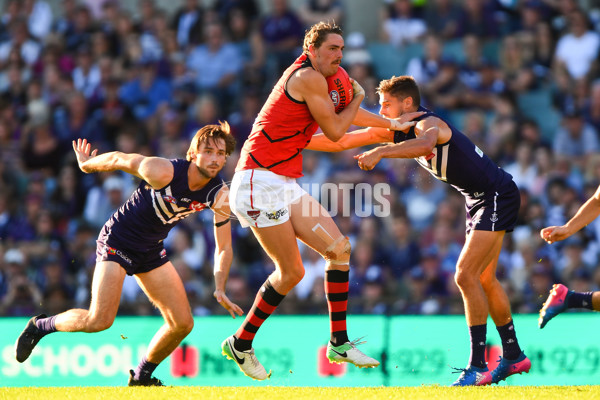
[
  {"left": 72, "top": 138, "right": 98, "bottom": 173},
  {"left": 388, "top": 111, "right": 426, "bottom": 131},
  {"left": 214, "top": 289, "right": 244, "bottom": 319},
  {"left": 540, "top": 226, "right": 571, "bottom": 244},
  {"left": 350, "top": 78, "right": 365, "bottom": 99},
  {"left": 354, "top": 147, "right": 383, "bottom": 171}
]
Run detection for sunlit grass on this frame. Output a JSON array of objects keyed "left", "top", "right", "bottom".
[{"left": 1, "top": 386, "right": 599, "bottom": 400}]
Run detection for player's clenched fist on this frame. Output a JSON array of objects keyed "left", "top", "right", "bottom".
[
  {"left": 354, "top": 147, "right": 382, "bottom": 171},
  {"left": 540, "top": 226, "right": 571, "bottom": 244},
  {"left": 350, "top": 78, "right": 365, "bottom": 98}
]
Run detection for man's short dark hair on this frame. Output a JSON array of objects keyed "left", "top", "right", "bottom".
[
  {"left": 377, "top": 75, "right": 421, "bottom": 107},
  {"left": 303, "top": 21, "right": 343, "bottom": 54}
]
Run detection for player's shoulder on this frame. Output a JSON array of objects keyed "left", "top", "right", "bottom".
[
  {"left": 293, "top": 66, "right": 325, "bottom": 85},
  {"left": 417, "top": 113, "right": 444, "bottom": 127}
]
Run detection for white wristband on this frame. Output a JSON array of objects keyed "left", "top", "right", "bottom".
[{"left": 389, "top": 119, "right": 403, "bottom": 131}]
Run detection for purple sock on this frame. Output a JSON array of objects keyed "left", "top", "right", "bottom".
[
  {"left": 35, "top": 316, "right": 57, "bottom": 335},
  {"left": 496, "top": 319, "right": 521, "bottom": 360},
  {"left": 567, "top": 291, "right": 594, "bottom": 310},
  {"left": 134, "top": 357, "right": 159, "bottom": 381},
  {"left": 468, "top": 324, "right": 487, "bottom": 369}
]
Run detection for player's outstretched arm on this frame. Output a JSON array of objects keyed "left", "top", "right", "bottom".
[
  {"left": 306, "top": 127, "right": 391, "bottom": 152},
  {"left": 72, "top": 138, "right": 173, "bottom": 189},
  {"left": 541, "top": 184, "right": 600, "bottom": 244},
  {"left": 353, "top": 107, "right": 424, "bottom": 130},
  {"left": 211, "top": 186, "right": 243, "bottom": 318},
  {"left": 354, "top": 118, "right": 438, "bottom": 170}
]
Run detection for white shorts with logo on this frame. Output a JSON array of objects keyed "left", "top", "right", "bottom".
[{"left": 230, "top": 169, "right": 307, "bottom": 228}]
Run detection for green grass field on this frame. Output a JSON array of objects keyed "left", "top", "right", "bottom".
[{"left": 1, "top": 386, "right": 600, "bottom": 400}]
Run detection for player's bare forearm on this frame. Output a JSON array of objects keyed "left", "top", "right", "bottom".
[
  {"left": 378, "top": 138, "right": 433, "bottom": 159},
  {"left": 542, "top": 187, "right": 600, "bottom": 243},
  {"left": 307, "top": 128, "right": 389, "bottom": 152},
  {"left": 353, "top": 107, "right": 393, "bottom": 129},
  {"left": 212, "top": 191, "right": 233, "bottom": 292},
  {"left": 306, "top": 133, "right": 345, "bottom": 152},
  {"left": 78, "top": 151, "right": 138, "bottom": 174},
  {"left": 564, "top": 189, "right": 600, "bottom": 234},
  {"left": 213, "top": 248, "right": 233, "bottom": 292}
]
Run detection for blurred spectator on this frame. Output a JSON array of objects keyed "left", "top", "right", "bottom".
[
  {"left": 72, "top": 46, "right": 101, "bottom": 99},
  {"left": 424, "top": 0, "right": 460, "bottom": 40},
  {"left": 583, "top": 79, "right": 600, "bottom": 133},
  {"left": 455, "top": 0, "right": 499, "bottom": 39},
  {"left": 21, "top": 122, "right": 62, "bottom": 175},
  {"left": 384, "top": 216, "right": 420, "bottom": 279},
  {"left": 531, "top": 21, "right": 555, "bottom": 79},
  {"left": 24, "top": 0, "right": 53, "bottom": 40},
  {"left": 186, "top": 22, "right": 242, "bottom": 114},
  {"left": 380, "top": 0, "right": 426, "bottom": 48},
  {"left": 355, "top": 265, "right": 387, "bottom": 314},
  {"left": 0, "top": 248, "right": 25, "bottom": 296},
  {"left": 54, "top": 0, "right": 77, "bottom": 37},
  {"left": 499, "top": 34, "right": 536, "bottom": 94},
  {"left": 555, "top": 235, "right": 593, "bottom": 283},
  {"left": 553, "top": 9, "right": 600, "bottom": 92},
  {"left": 214, "top": 0, "right": 260, "bottom": 24},
  {"left": 82, "top": 174, "right": 128, "bottom": 229},
  {"left": 260, "top": 0, "right": 303, "bottom": 76},
  {"left": 226, "top": 7, "right": 266, "bottom": 92},
  {"left": 0, "top": 18, "right": 41, "bottom": 67},
  {"left": 184, "top": 94, "right": 220, "bottom": 139},
  {"left": 64, "top": 5, "right": 95, "bottom": 53},
  {"left": 53, "top": 91, "right": 103, "bottom": 146},
  {"left": 93, "top": 77, "right": 134, "bottom": 147},
  {"left": 553, "top": 108, "right": 600, "bottom": 169},
  {"left": 342, "top": 31, "right": 372, "bottom": 75},
  {"left": 134, "top": 0, "right": 156, "bottom": 35},
  {"left": 504, "top": 142, "right": 536, "bottom": 193},
  {"left": 423, "top": 221, "right": 462, "bottom": 274},
  {"left": 48, "top": 164, "right": 84, "bottom": 230},
  {"left": 401, "top": 167, "right": 447, "bottom": 231},
  {"left": 298, "top": 0, "right": 344, "bottom": 27},
  {"left": 0, "top": 1, "right": 21, "bottom": 43},
  {"left": 227, "top": 90, "right": 263, "bottom": 140},
  {"left": 120, "top": 59, "right": 171, "bottom": 121},
  {"left": 406, "top": 34, "right": 445, "bottom": 91},
  {"left": 1, "top": 271, "right": 42, "bottom": 316}
]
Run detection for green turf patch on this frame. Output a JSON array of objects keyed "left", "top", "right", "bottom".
[{"left": 1, "top": 386, "right": 600, "bottom": 400}]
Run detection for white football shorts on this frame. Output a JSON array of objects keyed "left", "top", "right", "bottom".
[{"left": 230, "top": 169, "right": 307, "bottom": 228}]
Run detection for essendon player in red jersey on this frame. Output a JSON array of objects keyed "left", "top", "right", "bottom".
[{"left": 221, "top": 22, "right": 420, "bottom": 380}]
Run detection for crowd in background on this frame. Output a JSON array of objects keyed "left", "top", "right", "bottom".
[{"left": 1, "top": 0, "right": 600, "bottom": 320}]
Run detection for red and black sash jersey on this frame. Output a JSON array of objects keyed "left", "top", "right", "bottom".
[{"left": 236, "top": 54, "right": 320, "bottom": 178}]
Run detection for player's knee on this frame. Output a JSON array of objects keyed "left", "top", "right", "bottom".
[
  {"left": 454, "top": 269, "right": 476, "bottom": 289},
  {"left": 174, "top": 315, "right": 194, "bottom": 336},
  {"left": 480, "top": 274, "right": 498, "bottom": 292},
  {"left": 87, "top": 315, "right": 114, "bottom": 332},
  {"left": 324, "top": 236, "right": 351, "bottom": 265},
  {"left": 284, "top": 265, "right": 305, "bottom": 286}
]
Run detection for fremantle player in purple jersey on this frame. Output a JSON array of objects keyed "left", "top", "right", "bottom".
[
  {"left": 14, "top": 122, "right": 242, "bottom": 386},
  {"left": 307, "top": 76, "right": 531, "bottom": 386}
]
